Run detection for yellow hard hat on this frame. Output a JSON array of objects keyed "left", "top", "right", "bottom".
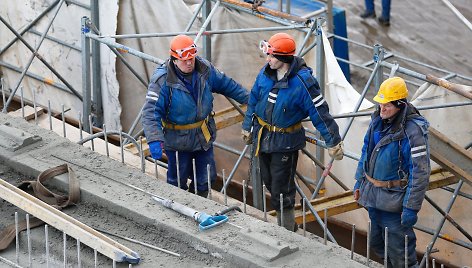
[{"left": 373, "top": 77, "right": 409, "bottom": 104}]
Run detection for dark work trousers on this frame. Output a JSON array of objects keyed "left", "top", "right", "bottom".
[
  {"left": 259, "top": 151, "right": 298, "bottom": 211},
  {"left": 166, "top": 146, "right": 217, "bottom": 192},
  {"left": 368, "top": 207, "right": 418, "bottom": 268}
]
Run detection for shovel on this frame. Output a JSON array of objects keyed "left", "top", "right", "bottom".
[{"left": 151, "top": 196, "right": 228, "bottom": 231}]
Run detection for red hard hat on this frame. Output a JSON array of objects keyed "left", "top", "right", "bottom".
[
  {"left": 170, "top": 35, "right": 197, "bottom": 60},
  {"left": 260, "top": 33, "right": 296, "bottom": 56}
]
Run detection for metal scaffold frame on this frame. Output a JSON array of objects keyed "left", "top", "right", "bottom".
[{"left": 1, "top": 0, "right": 471, "bottom": 267}]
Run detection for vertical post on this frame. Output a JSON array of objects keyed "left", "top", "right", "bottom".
[
  {"left": 263, "top": 184, "right": 267, "bottom": 221},
  {"left": 280, "top": 193, "right": 284, "bottom": 227},
  {"left": 90, "top": 0, "right": 103, "bottom": 126},
  {"left": 207, "top": 164, "right": 212, "bottom": 200},
  {"left": 81, "top": 16, "right": 92, "bottom": 132},
  {"left": 251, "top": 145, "right": 263, "bottom": 209},
  {"left": 326, "top": 0, "right": 334, "bottom": 34},
  {"left": 367, "top": 220, "right": 371, "bottom": 267},
  {"left": 45, "top": 225, "right": 49, "bottom": 268},
  {"left": 303, "top": 198, "right": 306, "bottom": 237},
  {"left": 15, "top": 212, "right": 19, "bottom": 264},
  {"left": 405, "top": 235, "right": 408, "bottom": 268},
  {"left": 286, "top": 0, "right": 291, "bottom": 14},
  {"left": 351, "top": 224, "right": 356, "bottom": 259},
  {"left": 201, "top": 0, "right": 212, "bottom": 61},
  {"left": 315, "top": 18, "right": 326, "bottom": 180},
  {"left": 323, "top": 208, "right": 328, "bottom": 245},
  {"left": 243, "top": 180, "right": 247, "bottom": 213},
  {"left": 373, "top": 44, "right": 384, "bottom": 91}
]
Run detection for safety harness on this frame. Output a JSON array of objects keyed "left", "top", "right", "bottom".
[
  {"left": 161, "top": 112, "right": 214, "bottom": 143},
  {"left": 254, "top": 115, "right": 302, "bottom": 156}
]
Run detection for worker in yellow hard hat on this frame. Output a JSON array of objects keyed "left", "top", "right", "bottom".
[{"left": 354, "top": 76, "right": 431, "bottom": 267}]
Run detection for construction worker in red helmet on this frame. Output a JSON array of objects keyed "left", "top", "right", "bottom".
[
  {"left": 242, "top": 32, "right": 344, "bottom": 231},
  {"left": 143, "top": 35, "right": 249, "bottom": 197},
  {"left": 354, "top": 77, "right": 430, "bottom": 267}
]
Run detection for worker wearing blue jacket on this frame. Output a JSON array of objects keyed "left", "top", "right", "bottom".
[
  {"left": 142, "top": 35, "right": 249, "bottom": 197},
  {"left": 242, "top": 33, "right": 344, "bottom": 231},
  {"left": 354, "top": 77, "right": 430, "bottom": 267}
]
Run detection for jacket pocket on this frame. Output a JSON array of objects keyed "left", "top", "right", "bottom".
[{"left": 374, "top": 186, "right": 406, "bottom": 213}]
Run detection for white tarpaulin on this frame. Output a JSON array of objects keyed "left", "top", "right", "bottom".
[{"left": 0, "top": 0, "right": 120, "bottom": 129}]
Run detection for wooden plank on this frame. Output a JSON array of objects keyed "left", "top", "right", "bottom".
[
  {"left": 9, "top": 106, "right": 44, "bottom": 121},
  {"left": 215, "top": 113, "right": 244, "bottom": 130},
  {"left": 429, "top": 126, "right": 472, "bottom": 186},
  {"left": 0, "top": 178, "right": 139, "bottom": 263},
  {"left": 292, "top": 170, "right": 458, "bottom": 224}
]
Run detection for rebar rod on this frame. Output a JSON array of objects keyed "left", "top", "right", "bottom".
[
  {"left": 419, "top": 180, "right": 464, "bottom": 268},
  {"left": 295, "top": 180, "right": 337, "bottom": 243},
  {"left": 424, "top": 194, "right": 472, "bottom": 242}
]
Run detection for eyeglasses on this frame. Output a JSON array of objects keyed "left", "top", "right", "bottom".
[
  {"left": 259, "top": 40, "right": 274, "bottom": 55},
  {"left": 173, "top": 44, "right": 198, "bottom": 60}
]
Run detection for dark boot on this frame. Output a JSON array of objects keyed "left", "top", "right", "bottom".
[
  {"left": 360, "top": 10, "right": 376, "bottom": 19},
  {"left": 378, "top": 16, "right": 390, "bottom": 26},
  {"left": 197, "top": 190, "right": 208, "bottom": 198},
  {"left": 277, "top": 209, "right": 297, "bottom": 232}
]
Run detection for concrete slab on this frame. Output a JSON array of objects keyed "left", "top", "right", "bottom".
[{"left": 0, "top": 113, "right": 367, "bottom": 267}]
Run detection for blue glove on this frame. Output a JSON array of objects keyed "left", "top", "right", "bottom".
[
  {"left": 148, "top": 141, "right": 163, "bottom": 160},
  {"left": 401, "top": 207, "right": 418, "bottom": 227}
]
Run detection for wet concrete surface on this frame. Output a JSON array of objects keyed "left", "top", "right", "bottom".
[
  {"left": 0, "top": 113, "right": 368, "bottom": 267},
  {"left": 333, "top": 0, "right": 472, "bottom": 97}
]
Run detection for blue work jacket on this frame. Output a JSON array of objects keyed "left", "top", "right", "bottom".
[
  {"left": 242, "top": 56, "right": 341, "bottom": 153},
  {"left": 355, "top": 103, "right": 430, "bottom": 212},
  {"left": 142, "top": 57, "right": 249, "bottom": 152}
]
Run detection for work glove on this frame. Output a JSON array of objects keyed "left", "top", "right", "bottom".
[
  {"left": 241, "top": 129, "right": 252, "bottom": 145},
  {"left": 328, "top": 141, "right": 344, "bottom": 160},
  {"left": 148, "top": 141, "right": 163, "bottom": 160},
  {"left": 353, "top": 180, "right": 361, "bottom": 200},
  {"left": 401, "top": 207, "right": 418, "bottom": 227}
]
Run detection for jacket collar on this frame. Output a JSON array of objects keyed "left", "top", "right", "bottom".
[{"left": 264, "top": 56, "right": 308, "bottom": 88}]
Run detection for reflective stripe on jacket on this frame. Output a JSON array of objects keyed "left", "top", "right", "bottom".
[
  {"left": 142, "top": 56, "right": 249, "bottom": 152},
  {"left": 242, "top": 56, "right": 341, "bottom": 153},
  {"left": 355, "top": 103, "right": 430, "bottom": 212}
]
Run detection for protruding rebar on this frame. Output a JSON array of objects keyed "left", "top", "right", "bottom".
[
  {"left": 242, "top": 180, "right": 247, "bottom": 213},
  {"left": 112, "top": 260, "right": 116, "bottom": 268},
  {"left": 63, "top": 232, "right": 66, "bottom": 267},
  {"left": 351, "top": 224, "right": 356, "bottom": 259},
  {"left": 48, "top": 99, "right": 52, "bottom": 130},
  {"left": 384, "top": 227, "right": 388, "bottom": 267},
  {"left": 303, "top": 198, "right": 307, "bottom": 237},
  {"left": 324, "top": 208, "right": 328, "bottom": 245},
  {"left": 1, "top": 78, "right": 5, "bottom": 111},
  {"left": 193, "top": 159, "right": 198, "bottom": 196},
  {"left": 425, "top": 243, "right": 430, "bottom": 268},
  {"left": 154, "top": 159, "right": 158, "bottom": 179},
  {"left": 78, "top": 111, "right": 83, "bottom": 140},
  {"left": 119, "top": 128, "right": 124, "bottom": 164},
  {"left": 45, "top": 224, "right": 49, "bottom": 268},
  {"left": 263, "top": 185, "right": 267, "bottom": 221},
  {"left": 280, "top": 193, "right": 284, "bottom": 227},
  {"left": 33, "top": 88, "right": 37, "bottom": 125},
  {"left": 77, "top": 239, "right": 81, "bottom": 268},
  {"left": 176, "top": 151, "right": 181, "bottom": 189},
  {"left": 207, "top": 164, "right": 212, "bottom": 200},
  {"left": 405, "top": 235, "right": 408, "bottom": 268},
  {"left": 223, "top": 169, "right": 227, "bottom": 205},
  {"left": 367, "top": 220, "right": 371, "bottom": 267},
  {"left": 15, "top": 212, "right": 19, "bottom": 264},
  {"left": 94, "top": 248, "right": 97, "bottom": 268},
  {"left": 103, "top": 124, "right": 109, "bottom": 157},
  {"left": 432, "top": 258, "right": 436, "bottom": 268},
  {"left": 61, "top": 104, "right": 66, "bottom": 137},
  {"left": 88, "top": 114, "right": 95, "bottom": 151},
  {"left": 20, "top": 86, "right": 24, "bottom": 118},
  {"left": 139, "top": 136, "right": 145, "bottom": 173},
  {"left": 26, "top": 214, "right": 31, "bottom": 267}
]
